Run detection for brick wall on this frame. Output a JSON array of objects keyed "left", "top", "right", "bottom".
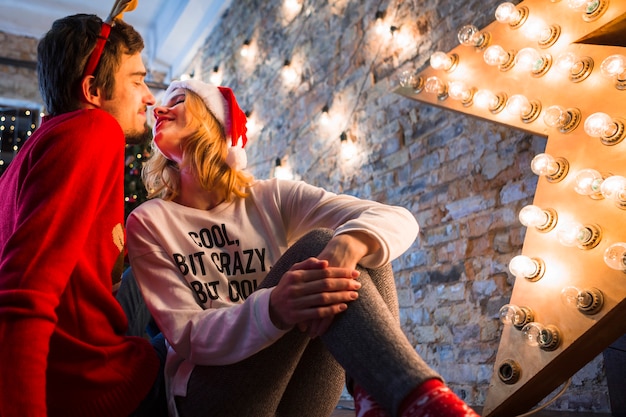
[{"left": 0, "top": 31, "right": 40, "bottom": 105}]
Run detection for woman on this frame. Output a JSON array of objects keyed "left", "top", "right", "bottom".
[{"left": 125, "top": 78, "right": 478, "bottom": 417}]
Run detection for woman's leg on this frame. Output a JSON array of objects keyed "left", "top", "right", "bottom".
[
  {"left": 275, "top": 337, "right": 345, "bottom": 417},
  {"left": 321, "top": 265, "right": 441, "bottom": 417}
]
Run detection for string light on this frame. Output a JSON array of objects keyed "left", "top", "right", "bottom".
[
  {"left": 240, "top": 39, "right": 251, "bottom": 57},
  {"left": 282, "top": 60, "right": 299, "bottom": 85},
  {"left": 340, "top": 131, "right": 357, "bottom": 160},
  {"left": 209, "top": 65, "right": 222, "bottom": 85}
]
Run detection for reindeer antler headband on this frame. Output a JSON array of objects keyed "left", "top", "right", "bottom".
[{"left": 82, "top": 0, "right": 139, "bottom": 78}]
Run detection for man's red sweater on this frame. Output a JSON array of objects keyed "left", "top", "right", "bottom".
[{"left": 0, "top": 109, "right": 159, "bottom": 417}]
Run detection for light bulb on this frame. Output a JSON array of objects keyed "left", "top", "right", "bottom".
[
  {"left": 531, "top": 153, "right": 560, "bottom": 177},
  {"left": 495, "top": 2, "right": 521, "bottom": 24},
  {"left": 430, "top": 52, "right": 456, "bottom": 71},
  {"left": 457, "top": 24, "right": 487, "bottom": 47},
  {"left": 600, "top": 54, "right": 626, "bottom": 79},
  {"left": 555, "top": 52, "right": 578, "bottom": 74},
  {"left": 567, "top": 0, "right": 588, "bottom": 9},
  {"left": 584, "top": 112, "right": 617, "bottom": 138},
  {"left": 561, "top": 286, "right": 604, "bottom": 314},
  {"left": 515, "top": 47, "right": 546, "bottom": 73},
  {"left": 499, "top": 304, "right": 534, "bottom": 329},
  {"left": 521, "top": 322, "right": 560, "bottom": 350},
  {"left": 604, "top": 242, "right": 626, "bottom": 271},
  {"left": 374, "top": 11, "right": 386, "bottom": 35},
  {"left": 483, "top": 45, "right": 510, "bottom": 67},
  {"left": 567, "top": 0, "right": 600, "bottom": 13},
  {"left": 273, "top": 158, "right": 294, "bottom": 180},
  {"left": 521, "top": 18, "right": 552, "bottom": 43},
  {"left": 340, "top": 133, "right": 357, "bottom": 160},
  {"left": 506, "top": 94, "right": 531, "bottom": 116},
  {"left": 319, "top": 106, "right": 330, "bottom": 126},
  {"left": 424, "top": 76, "right": 447, "bottom": 98},
  {"left": 398, "top": 71, "right": 424, "bottom": 92},
  {"left": 448, "top": 81, "right": 473, "bottom": 103},
  {"left": 474, "top": 89, "right": 504, "bottom": 112},
  {"left": 521, "top": 322, "right": 542, "bottom": 347},
  {"left": 518, "top": 205, "right": 554, "bottom": 230},
  {"left": 209, "top": 70, "right": 222, "bottom": 85},
  {"left": 600, "top": 175, "right": 626, "bottom": 202},
  {"left": 506, "top": 95, "right": 539, "bottom": 122},
  {"left": 543, "top": 105, "right": 570, "bottom": 129},
  {"left": 240, "top": 40, "right": 251, "bottom": 57},
  {"left": 573, "top": 168, "right": 603, "bottom": 196},
  {"left": 556, "top": 221, "right": 595, "bottom": 248},
  {"left": 509, "top": 255, "right": 542, "bottom": 280},
  {"left": 282, "top": 60, "right": 299, "bottom": 84}
]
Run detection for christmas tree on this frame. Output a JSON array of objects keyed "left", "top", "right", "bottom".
[{"left": 124, "top": 141, "right": 152, "bottom": 219}]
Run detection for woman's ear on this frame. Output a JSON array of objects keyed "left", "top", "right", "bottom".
[{"left": 80, "top": 75, "right": 103, "bottom": 107}]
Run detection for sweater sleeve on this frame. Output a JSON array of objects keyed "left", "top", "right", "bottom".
[
  {"left": 127, "top": 212, "right": 288, "bottom": 366},
  {"left": 0, "top": 111, "right": 125, "bottom": 417},
  {"left": 275, "top": 179, "right": 419, "bottom": 267}
]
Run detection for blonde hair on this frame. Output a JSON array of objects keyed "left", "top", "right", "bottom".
[{"left": 142, "top": 89, "right": 254, "bottom": 201}]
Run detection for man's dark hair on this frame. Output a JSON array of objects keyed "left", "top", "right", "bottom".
[{"left": 37, "top": 14, "right": 145, "bottom": 116}]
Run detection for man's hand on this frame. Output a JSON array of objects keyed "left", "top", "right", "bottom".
[{"left": 268, "top": 257, "right": 361, "bottom": 335}]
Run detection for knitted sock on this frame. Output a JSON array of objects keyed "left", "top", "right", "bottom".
[
  {"left": 353, "top": 384, "right": 391, "bottom": 417},
  {"left": 399, "top": 379, "right": 479, "bottom": 417}
]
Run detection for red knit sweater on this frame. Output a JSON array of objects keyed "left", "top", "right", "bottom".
[{"left": 0, "top": 109, "right": 159, "bottom": 417}]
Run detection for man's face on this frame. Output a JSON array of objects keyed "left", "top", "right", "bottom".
[{"left": 100, "top": 53, "right": 155, "bottom": 144}]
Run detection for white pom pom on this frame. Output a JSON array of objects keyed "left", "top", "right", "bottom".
[{"left": 226, "top": 146, "right": 247, "bottom": 170}]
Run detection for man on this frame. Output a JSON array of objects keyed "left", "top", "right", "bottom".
[{"left": 0, "top": 7, "right": 163, "bottom": 417}]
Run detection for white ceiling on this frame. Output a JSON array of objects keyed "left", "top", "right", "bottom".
[{"left": 0, "top": 0, "right": 232, "bottom": 81}]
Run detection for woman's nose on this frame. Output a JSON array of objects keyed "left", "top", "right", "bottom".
[{"left": 153, "top": 106, "right": 166, "bottom": 118}]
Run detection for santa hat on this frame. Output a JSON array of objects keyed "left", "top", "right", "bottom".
[{"left": 164, "top": 78, "right": 248, "bottom": 170}]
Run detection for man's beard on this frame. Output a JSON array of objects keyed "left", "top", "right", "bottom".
[{"left": 125, "top": 122, "right": 152, "bottom": 145}]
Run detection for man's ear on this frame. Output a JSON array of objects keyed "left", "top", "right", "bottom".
[{"left": 80, "top": 75, "right": 103, "bottom": 107}]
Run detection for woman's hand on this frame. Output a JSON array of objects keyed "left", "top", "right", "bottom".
[
  {"left": 268, "top": 257, "right": 361, "bottom": 334},
  {"left": 301, "top": 232, "right": 381, "bottom": 337}
]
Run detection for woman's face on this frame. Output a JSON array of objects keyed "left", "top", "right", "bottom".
[{"left": 152, "top": 88, "right": 195, "bottom": 164}]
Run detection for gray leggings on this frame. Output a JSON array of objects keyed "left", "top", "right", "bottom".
[{"left": 174, "top": 229, "right": 440, "bottom": 417}]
